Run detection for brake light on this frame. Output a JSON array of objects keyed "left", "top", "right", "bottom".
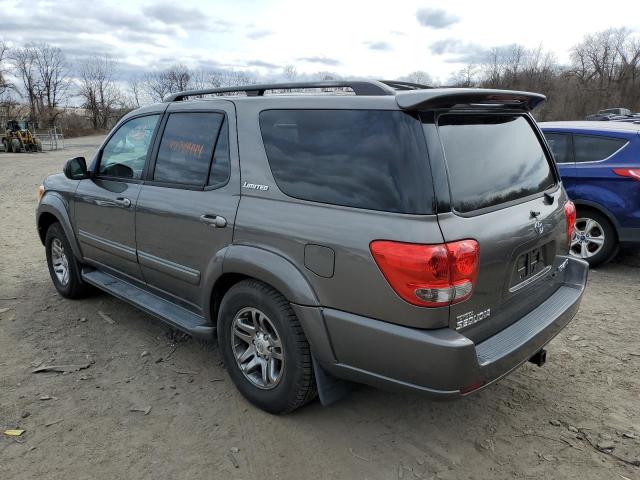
[
  {"left": 370, "top": 239, "right": 479, "bottom": 307},
  {"left": 564, "top": 200, "right": 576, "bottom": 247},
  {"left": 613, "top": 168, "right": 640, "bottom": 181}
]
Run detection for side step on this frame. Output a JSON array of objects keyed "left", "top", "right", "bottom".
[{"left": 81, "top": 269, "right": 215, "bottom": 339}]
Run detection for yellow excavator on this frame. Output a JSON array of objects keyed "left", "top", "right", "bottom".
[{"left": 1, "top": 120, "right": 42, "bottom": 153}]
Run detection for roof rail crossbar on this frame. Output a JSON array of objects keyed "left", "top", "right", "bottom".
[
  {"left": 379, "top": 80, "right": 432, "bottom": 91},
  {"left": 164, "top": 80, "right": 395, "bottom": 102}
]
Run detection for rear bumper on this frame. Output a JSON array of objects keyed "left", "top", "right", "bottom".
[{"left": 312, "top": 256, "right": 588, "bottom": 398}]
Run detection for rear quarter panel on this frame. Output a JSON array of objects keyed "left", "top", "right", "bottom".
[{"left": 232, "top": 98, "right": 449, "bottom": 329}]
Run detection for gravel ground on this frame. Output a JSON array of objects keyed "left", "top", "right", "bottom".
[{"left": 1, "top": 136, "right": 639, "bottom": 479}]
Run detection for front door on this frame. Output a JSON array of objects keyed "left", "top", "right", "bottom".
[
  {"left": 134, "top": 101, "right": 240, "bottom": 312},
  {"left": 75, "top": 114, "right": 161, "bottom": 281}
]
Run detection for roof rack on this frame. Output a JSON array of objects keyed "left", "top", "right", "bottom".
[
  {"left": 163, "top": 81, "right": 544, "bottom": 111},
  {"left": 164, "top": 80, "right": 396, "bottom": 102},
  {"left": 379, "top": 80, "right": 432, "bottom": 91}
]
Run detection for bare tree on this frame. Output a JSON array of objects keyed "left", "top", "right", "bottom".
[
  {"left": 33, "top": 43, "right": 70, "bottom": 126},
  {"left": 189, "top": 69, "right": 210, "bottom": 91},
  {"left": 208, "top": 70, "right": 257, "bottom": 90},
  {"left": 0, "top": 41, "right": 10, "bottom": 98},
  {"left": 569, "top": 27, "right": 640, "bottom": 117},
  {"left": 399, "top": 71, "right": 433, "bottom": 86},
  {"left": 127, "top": 77, "right": 143, "bottom": 108},
  {"left": 9, "top": 45, "right": 39, "bottom": 122},
  {"left": 141, "top": 64, "right": 193, "bottom": 102},
  {"left": 449, "top": 64, "right": 477, "bottom": 87},
  {"left": 283, "top": 65, "right": 298, "bottom": 81},
  {"left": 78, "top": 56, "right": 122, "bottom": 129}
]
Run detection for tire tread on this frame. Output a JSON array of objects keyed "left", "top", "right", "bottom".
[{"left": 220, "top": 279, "right": 317, "bottom": 413}]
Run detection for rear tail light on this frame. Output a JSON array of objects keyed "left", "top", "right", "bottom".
[
  {"left": 370, "top": 239, "right": 479, "bottom": 307},
  {"left": 564, "top": 200, "right": 576, "bottom": 247},
  {"left": 613, "top": 168, "right": 640, "bottom": 181}
]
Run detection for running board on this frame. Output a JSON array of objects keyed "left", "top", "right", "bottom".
[{"left": 81, "top": 269, "right": 215, "bottom": 339}]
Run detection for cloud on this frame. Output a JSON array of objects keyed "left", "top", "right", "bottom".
[
  {"left": 246, "top": 60, "right": 280, "bottom": 69},
  {"left": 365, "top": 41, "right": 392, "bottom": 51},
  {"left": 429, "top": 38, "right": 489, "bottom": 63},
  {"left": 142, "top": 3, "right": 231, "bottom": 31},
  {"left": 247, "top": 29, "right": 274, "bottom": 39},
  {"left": 297, "top": 56, "right": 342, "bottom": 66},
  {"left": 416, "top": 8, "right": 460, "bottom": 29}
]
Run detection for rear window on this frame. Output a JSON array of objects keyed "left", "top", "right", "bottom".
[
  {"left": 259, "top": 109, "right": 433, "bottom": 214},
  {"left": 544, "top": 132, "right": 573, "bottom": 164},
  {"left": 438, "top": 114, "right": 555, "bottom": 213},
  {"left": 573, "top": 134, "right": 627, "bottom": 163}
]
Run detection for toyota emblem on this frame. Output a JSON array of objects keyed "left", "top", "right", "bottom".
[{"left": 534, "top": 220, "right": 544, "bottom": 235}]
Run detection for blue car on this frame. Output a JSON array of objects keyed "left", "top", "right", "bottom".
[{"left": 540, "top": 121, "right": 640, "bottom": 266}]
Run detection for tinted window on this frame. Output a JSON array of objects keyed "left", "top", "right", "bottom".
[
  {"left": 208, "top": 117, "right": 230, "bottom": 187},
  {"left": 573, "top": 134, "right": 627, "bottom": 163},
  {"left": 438, "top": 115, "right": 555, "bottom": 213},
  {"left": 544, "top": 132, "right": 572, "bottom": 164},
  {"left": 99, "top": 115, "right": 159, "bottom": 179},
  {"left": 259, "top": 110, "right": 432, "bottom": 214},
  {"left": 154, "top": 112, "right": 224, "bottom": 186}
]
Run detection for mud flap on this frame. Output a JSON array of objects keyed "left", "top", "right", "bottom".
[{"left": 312, "top": 356, "right": 353, "bottom": 406}]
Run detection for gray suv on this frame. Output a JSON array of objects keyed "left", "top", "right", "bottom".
[{"left": 36, "top": 80, "right": 589, "bottom": 413}]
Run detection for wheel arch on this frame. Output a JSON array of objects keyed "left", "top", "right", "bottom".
[
  {"left": 572, "top": 199, "right": 620, "bottom": 240},
  {"left": 204, "top": 244, "right": 320, "bottom": 320},
  {"left": 204, "top": 245, "right": 337, "bottom": 366},
  {"left": 37, "top": 194, "right": 83, "bottom": 259}
]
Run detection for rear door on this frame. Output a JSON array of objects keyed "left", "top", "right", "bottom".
[
  {"left": 134, "top": 100, "right": 239, "bottom": 313},
  {"left": 431, "top": 112, "right": 568, "bottom": 343}
]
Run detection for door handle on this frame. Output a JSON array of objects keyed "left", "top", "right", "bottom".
[
  {"left": 115, "top": 197, "right": 131, "bottom": 208},
  {"left": 200, "top": 214, "right": 227, "bottom": 228}
]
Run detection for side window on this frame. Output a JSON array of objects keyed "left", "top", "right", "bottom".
[
  {"left": 99, "top": 115, "right": 160, "bottom": 179},
  {"left": 259, "top": 109, "right": 433, "bottom": 214},
  {"left": 153, "top": 112, "right": 224, "bottom": 186},
  {"left": 208, "top": 117, "right": 230, "bottom": 187},
  {"left": 544, "top": 132, "right": 572, "bottom": 164},
  {"left": 573, "top": 134, "right": 628, "bottom": 163}
]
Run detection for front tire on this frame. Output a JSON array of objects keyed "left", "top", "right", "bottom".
[
  {"left": 45, "top": 223, "right": 89, "bottom": 298},
  {"left": 570, "top": 208, "right": 617, "bottom": 267},
  {"left": 218, "top": 279, "right": 317, "bottom": 413}
]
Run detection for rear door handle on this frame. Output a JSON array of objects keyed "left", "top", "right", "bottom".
[
  {"left": 115, "top": 197, "right": 131, "bottom": 208},
  {"left": 200, "top": 214, "right": 227, "bottom": 228}
]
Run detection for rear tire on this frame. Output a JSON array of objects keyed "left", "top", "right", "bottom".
[
  {"left": 570, "top": 208, "right": 617, "bottom": 267},
  {"left": 45, "top": 223, "right": 90, "bottom": 298},
  {"left": 218, "top": 279, "right": 317, "bottom": 413},
  {"left": 1, "top": 140, "right": 7, "bottom": 152}
]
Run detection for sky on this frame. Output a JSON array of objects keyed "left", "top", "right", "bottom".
[{"left": 1, "top": 0, "right": 638, "bottom": 83}]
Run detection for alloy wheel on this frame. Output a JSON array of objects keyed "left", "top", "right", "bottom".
[
  {"left": 231, "top": 307, "right": 284, "bottom": 390},
  {"left": 51, "top": 238, "right": 70, "bottom": 285},
  {"left": 570, "top": 217, "right": 605, "bottom": 259}
]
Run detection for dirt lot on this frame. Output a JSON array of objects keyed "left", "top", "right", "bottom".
[{"left": 1, "top": 136, "right": 639, "bottom": 479}]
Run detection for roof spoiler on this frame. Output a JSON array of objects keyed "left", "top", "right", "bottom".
[{"left": 395, "top": 88, "right": 546, "bottom": 111}]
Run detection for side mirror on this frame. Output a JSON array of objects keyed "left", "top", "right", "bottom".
[{"left": 63, "top": 157, "right": 89, "bottom": 180}]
